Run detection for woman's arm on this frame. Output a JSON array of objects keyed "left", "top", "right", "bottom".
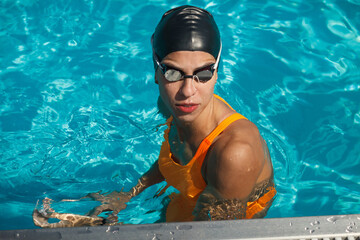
[
  {"left": 129, "top": 160, "right": 165, "bottom": 197},
  {"left": 193, "top": 125, "right": 274, "bottom": 221},
  {"left": 33, "top": 160, "right": 165, "bottom": 228},
  {"left": 85, "top": 160, "right": 165, "bottom": 218}
]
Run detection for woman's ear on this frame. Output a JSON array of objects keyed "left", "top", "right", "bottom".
[{"left": 154, "top": 68, "right": 159, "bottom": 84}]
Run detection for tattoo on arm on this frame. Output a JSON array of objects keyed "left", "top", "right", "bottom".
[
  {"left": 194, "top": 179, "right": 276, "bottom": 221},
  {"left": 194, "top": 192, "right": 247, "bottom": 221}
]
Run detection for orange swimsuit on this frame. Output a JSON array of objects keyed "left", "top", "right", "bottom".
[{"left": 158, "top": 95, "right": 276, "bottom": 222}]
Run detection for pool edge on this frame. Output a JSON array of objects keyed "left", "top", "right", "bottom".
[{"left": 1, "top": 214, "right": 359, "bottom": 240}]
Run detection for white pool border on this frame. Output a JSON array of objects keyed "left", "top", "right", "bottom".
[{"left": 1, "top": 214, "right": 359, "bottom": 240}]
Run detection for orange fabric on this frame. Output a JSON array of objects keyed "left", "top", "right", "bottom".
[
  {"left": 246, "top": 186, "right": 277, "bottom": 219},
  {"left": 158, "top": 95, "right": 275, "bottom": 221},
  {"left": 165, "top": 192, "right": 198, "bottom": 222}
]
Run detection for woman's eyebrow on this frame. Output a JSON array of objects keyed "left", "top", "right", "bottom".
[
  {"left": 161, "top": 61, "right": 215, "bottom": 71},
  {"left": 161, "top": 62, "right": 182, "bottom": 70},
  {"left": 194, "top": 62, "right": 215, "bottom": 71}
]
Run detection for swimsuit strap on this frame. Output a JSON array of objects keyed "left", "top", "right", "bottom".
[
  {"left": 213, "top": 94, "right": 235, "bottom": 110},
  {"left": 192, "top": 112, "right": 247, "bottom": 162}
]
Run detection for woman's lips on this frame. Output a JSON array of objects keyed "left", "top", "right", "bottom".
[{"left": 175, "top": 104, "right": 199, "bottom": 113}]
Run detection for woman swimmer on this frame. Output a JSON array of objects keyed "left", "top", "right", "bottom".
[{"left": 33, "top": 5, "right": 276, "bottom": 227}]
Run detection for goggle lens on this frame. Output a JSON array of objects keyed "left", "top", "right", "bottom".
[
  {"left": 196, "top": 69, "right": 213, "bottom": 81},
  {"left": 161, "top": 64, "right": 215, "bottom": 82},
  {"left": 164, "top": 69, "right": 183, "bottom": 82}
]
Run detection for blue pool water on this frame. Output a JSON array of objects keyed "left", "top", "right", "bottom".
[{"left": 0, "top": 0, "right": 359, "bottom": 230}]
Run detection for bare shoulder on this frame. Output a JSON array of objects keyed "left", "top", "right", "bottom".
[
  {"left": 211, "top": 118, "right": 264, "bottom": 169},
  {"left": 205, "top": 118, "right": 271, "bottom": 200}
]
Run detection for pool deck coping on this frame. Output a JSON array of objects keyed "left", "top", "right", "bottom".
[{"left": 1, "top": 214, "right": 359, "bottom": 240}]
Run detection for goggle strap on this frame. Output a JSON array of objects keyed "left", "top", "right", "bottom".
[
  {"left": 213, "top": 42, "right": 222, "bottom": 70},
  {"left": 151, "top": 35, "right": 162, "bottom": 71}
]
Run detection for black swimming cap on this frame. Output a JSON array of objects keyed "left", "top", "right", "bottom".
[{"left": 152, "top": 5, "right": 221, "bottom": 61}]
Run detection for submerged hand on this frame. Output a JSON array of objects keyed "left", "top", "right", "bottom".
[
  {"left": 85, "top": 190, "right": 132, "bottom": 221},
  {"left": 32, "top": 209, "right": 105, "bottom": 228},
  {"left": 33, "top": 190, "right": 132, "bottom": 228},
  {"left": 32, "top": 198, "right": 104, "bottom": 228}
]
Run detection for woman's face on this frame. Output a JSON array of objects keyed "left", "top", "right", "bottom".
[{"left": 156, "top": 51, "right": 217, "bottom": 123}]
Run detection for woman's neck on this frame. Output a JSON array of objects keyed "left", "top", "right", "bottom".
[{"left": 173, "top": 96, "right": 218, "bottom": 146}]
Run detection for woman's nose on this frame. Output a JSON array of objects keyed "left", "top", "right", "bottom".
[{"left": 180, "top": 76, "right": 197, "bottom": 97}]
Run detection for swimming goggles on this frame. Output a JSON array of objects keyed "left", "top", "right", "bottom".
[{"left": 151, "top": 36, "right": 222, "bottom": 82}]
